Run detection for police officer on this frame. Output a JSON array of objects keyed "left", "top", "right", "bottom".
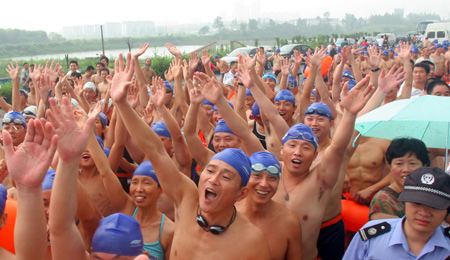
[{"left": 343, "top": 167, "right": 450, "bottom": 259}]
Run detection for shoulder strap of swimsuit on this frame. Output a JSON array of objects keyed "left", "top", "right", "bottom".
[
  {"left": 159, "top": 214, "right": 165, "bottom": 241},
  {"left": 131, "top": 207, "right": 138, "bottom": 218}
]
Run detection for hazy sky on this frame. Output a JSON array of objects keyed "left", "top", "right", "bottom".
[{"left": 2, "top": 0, "right": 449, "bottom": 33}]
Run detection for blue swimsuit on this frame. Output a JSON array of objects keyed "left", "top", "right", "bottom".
[{"left": 132, "top": 208, "right": 165, "bottom": 260}]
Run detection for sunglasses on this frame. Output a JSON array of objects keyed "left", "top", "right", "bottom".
[
  {"left": 3, "top": 118, "right": 24, "bottom": 125},
  {"left": 305, "top": 107, "right": 332, "bottom": 119},
  {"left": 196, "top": 206, "right": 236, "bottom": 235},
  {"left": 283, "top": 130, "right": 318, "bottom": 147},
  {"left": 252, "top": 163, "right": 280, "bottom": 175}
]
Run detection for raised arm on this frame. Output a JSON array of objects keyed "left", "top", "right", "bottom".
[
  {"left": 201, "top": 49, "right": 215, "bottom": 78},
  {"left": 278, "top": 57, "right": 291, "bottom": 91},
  {"left": 194, "top": 73, "right": 265, "bottom": 155},
  {"left": 3, "top": 119, "right": 57, "bottom": 260},
  {"left": 47, "top": 97, "right": 96, "bottom": 260},
  {"left": 397, "top": 42, "right": 413, "bottom": 100},
  {"left": 170, "top": 58, "right": 189, "bottom": 118},
  {"left": 6, "top": 62, "right": 21, "bottom": 112},
  {"left": 151, "top": 77, "right": 193, "bottom": 177},
  {"left": 109, "top": 53, "right": 197, "bottom": 207},
  {"left": 320, "top": 76, "right": 374, "bottom": 189},
  {"left": 132, "top": 43, "right": 151, "bottom": 107},
  {"left": 332, "top": 46, "right": 349, "bottom": 105}
]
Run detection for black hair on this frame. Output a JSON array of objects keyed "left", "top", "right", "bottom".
[
  {"left": 69, "top": 60, "right": 79, "bottom": 66},
  {"left": 23, "top": 62, "right": 28, "bottom": 66},
  {"left": 100, "top": 56, "right": 109, "bottom": 64},
  {"left": 425, "top": 79, "right": 450, "bottom": 94},
  {"left": 71, "top": 72, "right": 82, "bottom": 79},
  {"left": 413, "top": 63, "right": 430, "bottom": 74},
  {"left": 230, "top": 61, "right": 238, "bottom": 66},
  {"left": 86, "top": 66, "right": 95, "bottom": 72},
  {"left": 420, "top": 60, "right": 435, "bottom": 70},
  {"left": 96, "top": 62, "right": 105, "bottom": 67},
  {"left": 386, "top": 137, "right": 430, "bottom": 166},
  {"left": 100, "top": 68, "right": 110, "bottom": 75}
]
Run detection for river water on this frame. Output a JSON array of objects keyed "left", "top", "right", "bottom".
[{"left": 10, "top": 45, "right": 206, "bottom": 61}]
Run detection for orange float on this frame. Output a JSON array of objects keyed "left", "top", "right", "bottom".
[
  {"left": 341, "top": 198, "right": 369, "bottom": 232},
  {"left": 304, "top": 55, "right": 333, "bottom": 78},
  {"left": 0, "top": 198, "right": 17, "bottom": 254}
]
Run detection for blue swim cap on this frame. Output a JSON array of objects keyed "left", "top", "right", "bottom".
[
  {"left": 282, "top": 123, "right": 318, "bottom": 150},
  {"left": 133, "top": 161, "right": 159, "bottom": 186},
  {"left": 275, "top": 89, "right": 295, "bottom": 106},
  {"left": 151, "top": 121, "right": 171, "bottom": 139},
  {"left": 381, "top": 50, "right": 389, "bottom": 56},
  {"left": 101, "top": 98, "right": 113, "bottom": 109},
  {"left": 337, "top": 46, "right": 342, "bottom": 52},
  {"left": 0, "top": 184, "right": 7, "bottom": 213},
  {"left": 311, "top": 89, "right": 318, "bottom": 101},
  {"left": 262, "top": 73, "right": 277, "bottom": 83},
  {"left": 362, "top": 46, "right": 368, "bottom": 49},
  {"left": 42, "top": 169, "right": 56, "bottom": 191},
  {"left": 92, "top": 213, "right": 143, "bottom": 256},
  {"left": 246, "top": 88, "right": 252, "bottom": 96},
  {"left": 3, "top": 111, "right": 26, "bottom": 129},
  {"left": 95, "top": 133, "right": 104, "bottom": 149},
  {"left": 212, "top": 100, "right": 234, "bottom": 112},
  {"left": 251, "top": 102, "right": 260, "bottom": 118},
  {"left": 250, "top": 151, "right": 281, "bottom": 178},
  {"left": 213, "top": 55, "right": 219, "bottom": 59},
  {"left": 202, "top": 99, "right": 214, "bottom": 107},
  {"left": 363, "top": 51, "right": 369, "bottom": 55},
  {"left": 342, "top": 70, "right": 353, "bottom": 80},
  {"left": 103, "top": 147, "right": 111, "bottom": 158},
  {"left": 359, "top": 51, "right": 364, "bottom": 54},
  {"left": 214, "top": 119, "right": 235, "bottom": 135},
  {"left": 347, "top": 79, "right": 357, "bottom": 92},
  {"left": 98, "top": 112, "right": 108, "bottom": 127},
  {"left": 389, "top": 48, "right": 394, "bottom": 53},
  {"left": 210, "top": 148, "right": 251, "bottom": 186},
  {"left": 164, "top": 81, "right": 173, "bottom": 93},
  {"left": 287, "top": 75, "right": 297, "bottom": 90},
  {"left": 305, "top": 102, "right": 332, "bottom": 121}
]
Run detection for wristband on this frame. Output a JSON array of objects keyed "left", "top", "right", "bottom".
[{"left": 371, "top": 68, "right": 380, "bottom": 72}]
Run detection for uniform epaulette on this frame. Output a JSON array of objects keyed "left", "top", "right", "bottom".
[
  {"left": 444, "top": 227, "right": 450, "bottom": 238},
  {"left": 359, "top": 221, "right": 391, "bottom": 241}
]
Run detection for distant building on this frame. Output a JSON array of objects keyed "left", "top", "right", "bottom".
[{"left": 62, "top": 21, "right": 157, "bottom": 39}]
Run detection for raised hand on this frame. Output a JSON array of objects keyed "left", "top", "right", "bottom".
[
  {"left": 150, "top": 77, "right": 167, "bottom": 108},
  {"left": 341, "top": 46, "right": 349, "bottom": 65},
  {"left": 171, "top": 58, "right": 182, "bottom": 78},
  {"left": 164, "top": 67, "right": 174, "bottom": 83},
  {"left": 397, "top": 42, "right": 412, "bottom": 61},
  {"left": 165, "top": 43, "right": 182, "bottom": 59},
  {"left": 37, "top": 74, "right": 53, "bottom": 101},
  {"left": 46, "top": 97, "right": 96, "bottom": 162},
  {"left": 109, "top": 53, "right": 135, "bottom": 103},
  {"left": 0, "top": 159, "right": 9, "bottom": 184},
  {"left": 189, "top": 86, "right": 206, "bottom": 105},
  {"left": 30, "top": 64, "right": 43, "bottom": 83},
  {"left": 127, "top": 83, "right": 139, "bottom": 109},
  {"left": 281, "top": 57, "right": 291, "bottom": 76},
  {"left": 305, "top": 47, "right": 326, "bottom": 68},
  {"left": 141, "top": 104, "right": 154, "bottom": 125},
  {"left": 255, "top": 48, "right": 266, "bottom": 67},
  {"left": 5, "top": 61, "right": 21, "bottom": 80},
  {"left": 44, "top": 61, "right": 61, "bottom": 84},
  {"left": 378, "top": 65, "right": 405, "bottom": 94},
  {"left": 340, "top": 75, "right": 375, "bottom": 115},
  {"left": 182, "top": 59, "right": 191, "bottom": 80},
  {"left": 201, "top": 49, "right": 211, "bottom": 67},
  {"left": 188, "top": 52, "right": 199, "bottom": 72},
  {"left": 367, "top": 45, "right": 382, "bottom": 69},
  {"left": 293, "top": 50, "right": 303, "bottom": 65},
  {"left": 2, "top": 119, "right": 57, "bottom": 189},
  {"left": 236, "top": 67, "right": 254, "bottom": 88},
  {"left": 243, "top": 53, "right": 257, "bottom": 71},
  {"left": 193, "top": 72, "right": 221, "bottom": 104},
  {"left": 133, "top": 43, "right": 150, "bottom": 58}
]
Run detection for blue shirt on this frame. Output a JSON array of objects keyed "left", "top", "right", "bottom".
[{"left": 343, "top": 218, "right": 450, "bottom": 260}]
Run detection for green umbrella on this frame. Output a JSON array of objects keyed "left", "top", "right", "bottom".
[{"left": 355, "top": 95, "right": 450, "bottom": 166}]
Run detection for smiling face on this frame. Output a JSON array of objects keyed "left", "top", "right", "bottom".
[
  {"left": 275, "top": 100, "right": 295, "bottom": 122},
  {"left": 281, "top": 139, "right": 317, "bottom": 175},
  {"left": 212, "top": 133, "right": 241, "bottom": 153},
  {"left": 304, "top": 114, "right": 333, "bottom": 141},
  {"left": 198, "top": 160, "right": 247, "bottom": 213},
  {"left": 2, "top": 123, "right": 26, "bottom": 147},
  {"left": 129, "top": 175, "right": 161, "bottom": 208},
  {"left": 389, "top": 153, "right": 423, "bottom": 191},
  {"left": 247, "top": 171, "right": 279, "bottom": 204},
  {"left": 80, "top": 149, "right": 96, "bottom": 169}
]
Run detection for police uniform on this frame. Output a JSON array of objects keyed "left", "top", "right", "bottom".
[{"left": 343, "top": 217, "right": 450, "bottom": 259}]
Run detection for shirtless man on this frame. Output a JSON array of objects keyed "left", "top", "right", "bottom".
[
  {"left": 92, "top": 62, "right": 105, "bottom": 86},
  {"left": 272, "top": 76, "right": 373, "bottom": 260},
  {"left": 380, "top": 50, "right": 395, "bottom": 72},
  {"left": 141, "top": 58, "right": 157, "bottom": 84},
  {"left": 269, "top": 48, "right": 283, "bottom": 80},
  {"left": 431, "top": 44, "right": 448, "bottom": 79},
  {"left": 212, "top": 55, "right": 229, "bottom": 83},
  {"left": 110, "top": 53, "right": 271, "bottom": 259},
  {"left": 82, "top": 66, "right": 95, "bottom": 83},
  {"left": 236, "top": 152, "right": 302, "bottom": 260},
  {"left": 415, "top": 47, "right": 434, "bottom": 64},
  {"left": 97, "top": 68, "right": 111, "bottom": 100},
  {"left": 100, "top": 56, "right": 114, "bottom": 76}
]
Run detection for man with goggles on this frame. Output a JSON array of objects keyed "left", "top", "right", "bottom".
[
  {"left": 237, "top": 151, "right": 302, "bottom": 260},
  {"left": 2, "top": 111, "right": 27, "bottom": 147},
  {"left": 272, "top": 75, "right": 374, "bottom": 260}
]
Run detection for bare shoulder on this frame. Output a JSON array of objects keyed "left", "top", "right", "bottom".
[{"left": 235, "top": 214, "right": 271, "bottom": 259}]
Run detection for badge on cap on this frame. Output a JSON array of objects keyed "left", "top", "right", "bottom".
[{"left": 421, "top": 173, "right": 435, "bottom": 185}]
